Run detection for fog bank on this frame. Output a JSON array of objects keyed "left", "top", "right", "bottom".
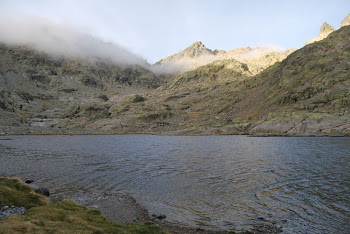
[{"left": 0, "top": 12, "right": 148, "bottom": 67}]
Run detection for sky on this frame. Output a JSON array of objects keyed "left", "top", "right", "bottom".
[{"left": 0, "top": 0, "right": 349, "bottom": 63}]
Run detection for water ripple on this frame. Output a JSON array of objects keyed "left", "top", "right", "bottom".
[{"left": 0, "top": 135, "right": 349, "bottom": 233}]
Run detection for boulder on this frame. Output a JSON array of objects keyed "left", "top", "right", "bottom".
[{"left": 34, "top": 187, "right": 50, "bottom": 197}]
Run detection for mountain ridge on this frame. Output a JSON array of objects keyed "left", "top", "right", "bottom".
[
  {"left": 154, "top": 41, "right": 294, "bottom": 75},
  {"left": 0, "top": 15, "right": 349, "bottom": 136}
]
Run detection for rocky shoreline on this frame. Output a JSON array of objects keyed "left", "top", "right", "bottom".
[
  {"left": 50, "top": 191, "right": 233, "bottom": 234},
  {"left": 1, "top": 178, "right": 282, "bottom": 233},
  {"left": 51, "top": 190, "right": 283, "bottom": 234},
  {"left": 1, "top": 128, "right": 350, "bottom": 137},
  {"left": 2, "top": 113, "right": 350, "bottom": 137}
]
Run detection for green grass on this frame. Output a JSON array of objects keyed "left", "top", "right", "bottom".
[
  {"left": 0, "top": 177, "right": 49, "bottom": 208},
  {"left": 0, "top": 177, "right": 166, "bottom": 234}
]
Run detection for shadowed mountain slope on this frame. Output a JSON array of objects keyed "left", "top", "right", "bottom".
[{"left": 0, "top": 45, "right": 160, "bottom": 134}]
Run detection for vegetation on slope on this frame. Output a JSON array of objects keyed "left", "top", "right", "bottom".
[
  {"left": 0, "top": 44, "right": 160, "bottom": 134},
  {"left": 243, "top": 25, "right": 350, "bottom": 116}
]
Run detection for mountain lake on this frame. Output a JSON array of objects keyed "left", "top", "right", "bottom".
[{"left": 0, "top": 135, "right": 349, "bottom": 233}]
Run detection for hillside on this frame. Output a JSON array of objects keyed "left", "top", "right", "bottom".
[
  {"left": 125, "top": 25, "right": 350, "bottom": 136},
  {"left": 0, "top": 24, "right": 349, "bottom": 136},
  {"left": 0, "top": 45, "right": 160, "bottom": 134}
]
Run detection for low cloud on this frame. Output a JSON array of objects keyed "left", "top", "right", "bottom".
[
  {"left": 0, "top": 8, "right": 286, "bottom": 75},
  {"left": 0, "top": 11, "right": 148, "bottom": 67},
  {"left": 151, "top": 45, "right": 285, "bottom": 74},
  {"left": 151, "top": 55, "right": 217, "bottom": 74},
  {"left": 216, "top": 45, "right": 285, "bottom": 61}
]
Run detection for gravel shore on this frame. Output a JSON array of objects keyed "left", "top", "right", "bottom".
[
  {"left": 50, "top": 191, "right": 233, "bottom": 234},
  {"left": 1, "top": 177, "right": 282, "bottom": 233}
]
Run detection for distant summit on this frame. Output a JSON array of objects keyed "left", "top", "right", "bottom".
[
  {"left": 152, "top": 41, "right": 217, "bottom": 73},
  {"left": 154, "top": 42, "right": 293, "bottom": 74},
  {"left": 305, "top": 22, "right": 335, "bottom": 45},
  {"left": 157, "top": 41, "right": 214, "bottom": 65},
  {"left": 155, "top": 13, "right": 350, "bottom": 74},
  {"left": 184, "top": 41, "right": 214, "bottom": 57},
  {"left": 320, "top": 22, "right": 335, "bottom": 34},
  {"left": 341, "top": 14, "right": 350, "bottom": 27}
]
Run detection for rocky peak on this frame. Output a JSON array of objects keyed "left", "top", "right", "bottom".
[
  {"left": 341, "top": 14, "right": 350, "bottom": 28},
  {"left": 187, "top": 41, "right": 205, "bottom": 49},
  {"left": 319, "top": 22, "right": 335, "bottom": 36},
  {"left": 154, "top": 41, "right": 215, "bottom": 70},
  {"left": 305, "top": 22, "right": 335, "bottom": 45},
  {"left": 183, "top": 41, "right": 214, "bottom": 58}
]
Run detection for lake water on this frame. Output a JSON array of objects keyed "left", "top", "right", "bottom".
[{"left": 0, "top": 135, "right": 349, "bottom": 233}]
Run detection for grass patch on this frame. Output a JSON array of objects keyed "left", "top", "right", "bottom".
[
  {"left": 0, "top": 200, "right": 164, "bottom": 233},
  {"left": 0, "top": 177, "right": 166, "bottom": 234},
  {"left": 0, "top": 177, "right": 48, "bottom": 208}
]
